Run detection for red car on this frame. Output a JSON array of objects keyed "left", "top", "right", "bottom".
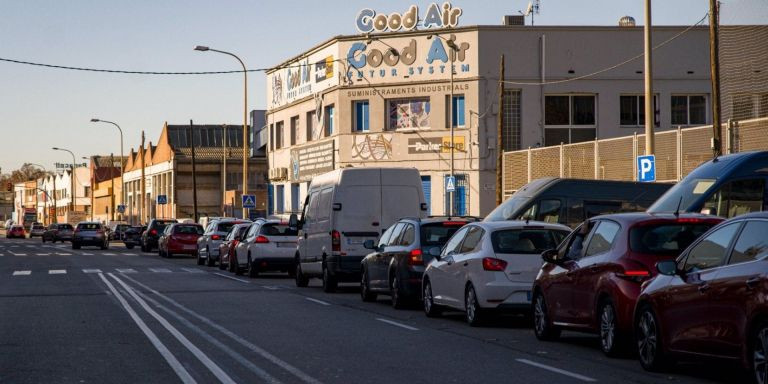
[
  {"left": 635, "top": 212, "right": 768, "bottom": 381},
  {"left": 158, "top": 223, "right": 204, "bottom": 258},
  {"left": 218, "top": 223, "right": 253, "bottom": 272},
  {"left": 533, "top": 213, "right": 722, "bottom": 356},
  {"left": 6, "top": 225, "right": 26, "bottom": 239}
]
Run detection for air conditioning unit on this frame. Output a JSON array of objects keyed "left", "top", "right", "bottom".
[
  {"left": 503, "top": 15, "right": 525, "bottom": 26},
  {"left": 268, "top": 167, "right": 288, "bottom": 181}
]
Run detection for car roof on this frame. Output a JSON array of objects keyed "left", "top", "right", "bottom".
[
  {"left": 467, "top": 220, "right": 572, "bottom": 231},
  {"left": 587, "top": 212, "right": 723, "bottom": 224},
  {"left": 725, "top": 211, "right": 768, "bottom": 221},
  {"left": 398, "top": 216, "right": 482, "bottom": 225}
]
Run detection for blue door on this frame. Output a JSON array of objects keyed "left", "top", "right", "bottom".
[
  {"left": 421, "top": 176, "right": 431, "bottom": 215},
  {"left": 267, "top": 184, "right": 274, "bottom": 216},
  {"left": 291, "top": 183, "right": 300, "bottom": 213}
]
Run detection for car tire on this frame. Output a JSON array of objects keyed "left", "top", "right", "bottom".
[
  {"left": 72, "top": 243, "right": 81, "bottom": 250},
  {"left": 599, "top": 299, "right": 625, "bottom": 357},
  {"left": 533, "top": 292, "right": 561, "bottom": 341},
  {"left": 360, "top": 268, "right": 377, "bottom": 302},
  {"left": 636, "top": 305, "right": 670, "bottom": 372},
  {"left": 140, "top": 241, "right": 147, "bottom": 253},
  {"left": 295, "top": 260, "right": 309, "bottom": 288},
  {"left": 206, "top": 248, "right": 215, "bottom": 267},
  {"left": 41, "top": 237, "right": 46, "bottom": 243},
  {"left": 246, "top": 255, "right": 257, "bottom": 277},
  {"left": 101, "top": 242, "right": 108, "bottom": 250},
  {"left": 322, "top": 263, "right": 337, "bottom": 293},
  {"left": 166, "top": 251, "right": 173, "bottom": 258},
  {"left": 196, "top": 251, "right": 204, "bottom": 266},
  {"left": 391, "top": 273, "right": 406, "bottom": 309},
  {"left": 218, "top": 257, "right": 227, "bottom": 270},
  {"left": 126, "top": 244, "right": 134, "bottom": 250},
  {"left": 752, "top": 321, "right": 768, "bottom": 384},
  {"left": 228, "top": 254, "right": 237, "bottom": 273},
  {"left": 465, "top": 284, "right": 486, "bottom": 327},
  {"left": 423, "top": 279, "right": 442, "bottom": 318}
]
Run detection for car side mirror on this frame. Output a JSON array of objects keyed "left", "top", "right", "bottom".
[
  {"left": 428, "top": 247, "right": 441, "bottom": 259},
  {"left": 363, "top": 239, "right": 376, "bottom": 250},
  {"left": 541, "top": 249, "right": 559, "bottom": 264},
  {"left": 288, "top": 213, "right": 301, "bottom": 230},
  {"left": 656, "top": 260, "right": 679, "bottom": 276}
]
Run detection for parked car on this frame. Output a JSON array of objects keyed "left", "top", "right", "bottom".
[
  {"left": 532, "top": 213, "right": 722, "bottom": 356},
  {"left": 6, "top": 225, "right": 25, "bottom": 239},
  {"left": 423, "top": 220, "right": 571, "bottom": 326},
  {"left": 234, "top": 220, "right": 298, "bottom": 277},
  {"left": 197, "top": 218, "right": 250, "bottom": 266},
  {"left": 485, "top": 177, "right": 672, "bottom": 228},
  {"left": 140, "top": 219, "right": 179, "bottom": 252},
  {"left": 72, "top": 222, "right": 109, "bottom": 250},
  {"left": 360, "top": 216, "right": 479, "bottom": 308},
  {"left": 218, "top": 223, "right": 253, "bottom": 271},
  {"left": 3, "top": 219, "right": 13, "bottom": 229},
  {"left": 158, "top": 223, "right": 204, "bottom": 258},
  {"left": 290, "top": 167, "right": 428, "bottom": 292},
  {"left": 635, "top": 211, "right": 768, "bottom": 380},
  {"left": 42, "top": 223, "right": 75, "bottom": 243},
  {"left": 649, "top": 151, "right": 768, "bottom": 219},
  {"left": 123, "top": 225, "right": 146, "bottom": 249},
  {"left": 29, "top": 223, "right": 46, "bottom": 238},
  {"left": 108, "top": 222, "right": 130, "bottom": 241}
]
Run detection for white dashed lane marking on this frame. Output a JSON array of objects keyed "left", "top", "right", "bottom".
[
  {"left": 181, "top": 268, "right": 205, "bottom": 274},
  {"left": 149, "top": 268, "right": 172, "bottom": 273},
  {"left": 12, "top": 271, "right": 31, "bottom": 276},
  {"left": 82, "top": 269, "right": 103, "bottom": 274},
  {"left": 116, "top": 268, "right": 137, "bottom": 274},
  {"left": 48, "top": 270, "right": 67, "bottom": 275}
]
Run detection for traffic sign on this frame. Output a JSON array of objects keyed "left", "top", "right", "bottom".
[
  {"left": 637, "top": 155, "right": 656, "bottom": 182},
  {"left": 157, "top": 195, "right": 168, "bottom": 205},
  {"left": 445, "top": 176, "right": 456, "bottom": 193},
  {"left": 117, "top": 204, "right": 126, "bottom": 213},
  {"left": 242, "top": 194, "right": 256, "bottom": 209}
]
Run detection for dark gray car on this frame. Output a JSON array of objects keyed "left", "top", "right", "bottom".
[{"left": 72, "top": 222, "right": 108, "bottom": 250}]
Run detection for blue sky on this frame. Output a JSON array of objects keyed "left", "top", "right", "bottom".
[{"left": 0, "top": 0, "right": 766, "bottom": 173}]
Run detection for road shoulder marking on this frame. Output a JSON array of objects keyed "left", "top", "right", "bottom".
[
  {"left": 376, "top": 318, "right": 419, "bottom": 331},
  {"left": 516, "top": 358, "right": 597, "bottom": 382},
  {"left": 305, "top": 297, "right": 331, "bottom": 306},
  {"left": 49, "top": 270, "right": 67, "bottom": 274},
  {"left": 212, "top": 272, "right": 250, "bottom": 283},
  {"left": 12, "top": 270, "right": 31, "bottom": 276}
]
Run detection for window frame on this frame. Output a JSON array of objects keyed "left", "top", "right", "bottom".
[
  {"left": 671, "top": 94, "right": 708, "bottom": 126},
  {"left": 353, "top": 100, "right": 370, "bottom": 132},
  {"left": 726, "top": 219, "right": 768, "bottom": 266},
  {"left": 681, "top": 221, "right": 742, "bottom": 273},
  {"left": 446, "top": 94, "right": 466, "bottom": 128},
  {"left": 619, "top": 94, "right": 660, "bottom": 128},
  {"left": 584, "top": 220, "right": 621, "bottom": 257},
  {"left": 324, "top": 105, "right": 335, "bottom": 136},
  {"left": 387, "top": 97, "right": 432, "bottom": 131},
  {"left": 544, "top": 94, "right": 597, "bottom": 128}
]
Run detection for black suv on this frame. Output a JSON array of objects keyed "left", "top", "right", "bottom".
[
  {"left": 72, "top": 222, "right": 109, "bottom": 250},
  {"left": 360, "top": 216, "right": 479, "bottom": 308},
  {"left": 123, "top": 225, "right": 146, "bottom": 249},
  {"left": 141, "top": 219, "right": 178, "bottom": 252},
  {"left": 42, "top": 223, "right": 74, "bottom": 243}
]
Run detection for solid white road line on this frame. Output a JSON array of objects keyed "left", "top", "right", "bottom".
[
  {"left": 375, "top": 318, "right": 419, "bottom": 331},
  {"left": 305, "top": 297, "right": 331, "bottom": 306},
  {"left": 12, "top": 271, "right": 31, "bottom": 276},
  {"left": 122, "top": 253, "right": 137, "bottom": 256},
  {"left": 82, "top": 269, "right": 103, "bottom": 274},
  {"left": 108, "top": 273, "right": 237, "bottom": 384},
  {"left": 149, "top": 268, "right": 172, "bottom": 273},
  {"left": 97, "top": 273, "right": 196, "bottom": 384},
  {"left": 82, "top": 253, "right": 94, "bottom": 256},
  {"left": 36, "top": 253, "right": 51, "bottom": 256},
  {"left": 48, "top": 270, "right": 67, "bottom": 274},
  {"left": 122, "top": 274, "right": 323, "bottom": 384},
  {"left": 103, "top": 253, "right": 116, "bottom": 256},
  {"left": 181, "top": 268, "right": 205, "bottom": 274},
  {"left": 212, "top": 272, "right": 250, "bottom": 283},
  {"left": 56, "top": 253, "right": 72, "bottom": 256},
  {"left": 515, "top": 359, "right": 597, "bottom": 382},
  {"left": 116, "top": 268, "right": 137, "bottom": 274}
]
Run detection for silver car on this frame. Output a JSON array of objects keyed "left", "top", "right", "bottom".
[
  {"left": 196, "top": 218, "right": 250, "bottom": 266},
  {"left": 422, "top": 221, "right": 570, "bottom": 326},
  {"left": 234, "top": 220, "right": 298, "bottom": 277}
]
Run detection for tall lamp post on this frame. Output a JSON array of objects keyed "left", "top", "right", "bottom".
[
  {"left": 52, "top": 147, "right": 77, "bottom": 212},
  {"left": 91, "top": 118, "right": 125, "bottom": 220},
  {"left": 427, "top": 34, "right": 460, "bottom": 216},
  {"left": 194, "top": 45, "right": 249, "bottom": 219}
]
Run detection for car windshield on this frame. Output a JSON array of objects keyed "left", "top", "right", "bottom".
[
  {"left": 77, "top": 223, "right": 101, "bottom": 231},
  {"left": 630, "top": 223, "right": 715, "bottom": 256},
  {"left": 420, "top": 222, "right": 466, "bottom": 247},
  {"left": 491, "top": 228, "right": 567, "bottom": 254},
  {"left": 175, "top": 225, "right": 203, "bottom": 235},
  {"left": 261, "top": 224, "right": 298, "bottom": 236}
]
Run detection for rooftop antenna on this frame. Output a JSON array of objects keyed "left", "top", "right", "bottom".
[
  {"left": 673, "top": 195, "right": 683, "bottom": 218},
  {"left": 520, "top": 0, "right": 540, "bottom": 26}
]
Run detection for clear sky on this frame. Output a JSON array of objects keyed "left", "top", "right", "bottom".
[{"left": 1, "top": 0, "right": 766, "bottom": 174}]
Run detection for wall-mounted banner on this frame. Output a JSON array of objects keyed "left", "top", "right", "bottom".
[
  {"left": 290, "top": 140, "right": 335, "bottom": 181},
  {"left": 355, "top": 3, "right": 462, "bottom": 33},
  {"left": 268, "top": 44, "right": 338, "bottom": 109},
  {"left": 407, "top": 136, "right": 466, "bottom": 154}
]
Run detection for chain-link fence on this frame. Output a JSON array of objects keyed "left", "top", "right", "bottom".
[{"left": 502, "top": 117, "right": 768, "bottom": 197}]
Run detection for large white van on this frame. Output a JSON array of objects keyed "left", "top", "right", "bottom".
[{"left": 289, "top": 167, "right": 427, "bottom": 292}]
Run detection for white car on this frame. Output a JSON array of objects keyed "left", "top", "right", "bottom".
[
  {"left": 422, "top": 220, "right": 571, "bottom": 326},
  {"left": 234, "top": 220, "right": 298, "bottom": 277}
]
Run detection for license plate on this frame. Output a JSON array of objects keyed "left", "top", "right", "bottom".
[
  {"left": 185, "top": 244, "right": 196, "bottom": 250},
  {"left": 347, "top": 238, "right": 364, "bottom": 245},
  {"left": 276, "top": 242, "right": 294, "bottom": 248}
]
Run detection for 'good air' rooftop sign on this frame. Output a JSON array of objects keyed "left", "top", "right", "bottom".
[{"left": 355, "top": 2, "right": 462, "bottom": 33}]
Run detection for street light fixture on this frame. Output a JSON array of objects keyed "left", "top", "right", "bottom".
[
  {"left": 194, "top": 45, "right": 250, "bottom": 219},
  {"left": 52, "top": 147, "right": 77, "bottom": 212},
  {"left": 90, "top": 118, "right": 125, "bottom": 221}
]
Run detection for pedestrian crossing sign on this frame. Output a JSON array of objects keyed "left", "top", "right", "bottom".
[
  {"left": 445, "top": 176, "right": 456, "bottom": 193},
  {"left": 242, "top": 194, "right": 256, "bottom": 209}
]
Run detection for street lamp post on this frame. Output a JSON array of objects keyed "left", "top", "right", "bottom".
[
  {"left": 195, "top": 45, "right": 249, "bottom": 219},
  {"left": 91, "top": 119, "right": 125, "bottom": 220},
  {"left": 52, "top": 147, "right": 77, "bottom": 212}
]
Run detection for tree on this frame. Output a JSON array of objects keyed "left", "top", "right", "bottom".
[{"left": 10, "top": 164, "right": 46, "bottom": 184}]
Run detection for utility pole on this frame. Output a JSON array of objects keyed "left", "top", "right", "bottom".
[
  {"left": 644, "top": 0, "right": 655, "bottom": 156},
  {"left": 222, "top": 124, "right": 227, "bottom": 217},
  {"left": 709, "top": 0, "right": 722, "bottom": 157},
  {"left": 496, "top": 55, "right": 505, "bottom": 206},
  {"left": 110, "top": 153, "right": 115, "bottom": 222},
  {"left": 140, "top": 131, "right": 146, "bottom": 224},
  {"left": 190, "top": 120, "right": 199, "bottom": 223}
]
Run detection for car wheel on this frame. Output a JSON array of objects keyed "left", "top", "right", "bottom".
[
  {"left": 599, "top": 299, "right": 624, "bottom": 357},
  {"left": 295, "top": 260, "right": 309, "bottom": 288},
  {"left": 166, "top": 251, "right": 173, "bottom": 258},
  {"left": 101, "top": 242, "right": 108, "bottom": 250},
  {"left": 72, "top": 243, "right": 81, "bottom": 250},
  {"left": 423, "top": 279, "right": 442, "bottom": 317},
  {"left": 140, "top": 241, "right": 147, "bottom": 253},
  {"left": 465, "top": 284, "right": 486, "bottom": 327},
  {"left": 228, "top": 254, "right": 237, "bottom": 273},
  {"left": 218, "top": 256, "right": 227, "bottom": 270},
  {"left": 41, "top": 237, "right": 46, "bottom": 243},
  {"left": 753, "top": 322, "right": 768, "bottom": 384},
  {"left": 322, "top": 263, "right": 337, "bottom": 293},
  {"left": 391, "top": 273, "right": 406, "bottom": 309},
  {"left": 205, "top": 248, "right": 215, "bottom": 267},
  {"left": 360, "top": 267, "right": 377, "bottom": 302},
  {"left": 126, "top": 244, "right": 134, "bottom": 250},
  {"left": 246, "top": 255, "right": 257, "bottom": 277},
  {"left": 196, "top": 251, "right": 204, "bottom": 266},
  {"left": 636, "top": 305, "right": 669, "bottom": 371},
  {"left": 533, "top": 292, "right": 561, "bottom": 341}
]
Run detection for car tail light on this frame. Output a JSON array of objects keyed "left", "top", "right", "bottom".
[
  {"left": 482, "top": 257, "right": 507, "bottom": 271},
  {"left": 407, "top": 249, "right": 423, "bottom": 265},
  {"left": 211, "top": 234, "right": 221, "bottom": 240},
  {"left": 255, "top": 235, "right": 269, "bottom": 244},
  {"left": 150, "top": 229, "right": 157, "bottom": 236},
  {"left": 331, "top": 230, "right": 341, "bottom": 252},
  {"left": 617, "top": 269, "right": 652, "bottom": 282},
  {"left": 442, "top": 221, "right": 467, "bottom": 226}
]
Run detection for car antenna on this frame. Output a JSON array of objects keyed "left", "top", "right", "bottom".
[{"left": 673, "top": 196, "right": 683, "bottom": 218}]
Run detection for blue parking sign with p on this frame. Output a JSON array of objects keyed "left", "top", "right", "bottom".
[{"left": 637, "top": 155, "right": 656, "bottom": 182}]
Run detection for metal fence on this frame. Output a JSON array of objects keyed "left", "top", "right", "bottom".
[{"left": 502, "top": 117, "right": 768, "bottom": 197}]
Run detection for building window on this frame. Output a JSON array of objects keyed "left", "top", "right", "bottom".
[
  {"left": 275, "top": 121, "right": 284, "bottom": 149},
  {"left": 620, "top": 95, "right": 659, "bottom": 127},
  {"left": 671, "top": 95, "right": 707, "bottom": 125},
  {"left": 730, "top": 93, "right": 768, "bottom": 121},
  {"left": 324, "top": 105, "right": 335, "bottom": 136},
  {"left": 388, "top": 98, "right": 431, "bottom": 130},
  {"left": 269, "top": 123, "right": 274, "bottom": 151},
  {"left": 353, "top": 100, "right": 370, "bottom": 132},
  {"left": 544, "top": 94, "right": 596, "bottom": 146},
  {"left": 290, "top": 116, "right": 299, "bottom": 146},
  {"left": 502, "top": 90, "right": 522, "bottom": 151},
  {"left": 291, "top": 183, "right": 300, "bottom": 213},
  {"left": 306, "top": 111, "right": 317, "bottom": 142},
  {"left": 447, "top": 95, "right": 465, "bottom": 128}
]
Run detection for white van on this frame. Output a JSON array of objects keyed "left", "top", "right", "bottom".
[{"left": 289, "top": 167, "right": 427, "bottom": 292}]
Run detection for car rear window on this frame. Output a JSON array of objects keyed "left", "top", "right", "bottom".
[
  {"left": 58, "top": 224, "right": 73, "bottom": 230},
  {"left": 630, "top": 223, "right": 715, "bottom": 256},
  {"left": 77, "top": 223, "right": 102, "bottom": 230},
  {"left": 154, "top": 221, "right": 177, "bottom": 229},
  {"left": 217, "top": 222, "right": 248, "bottom": 233},
  {"left": 175, "top": 225, "right": 204, "bottom": 235},
  {"left": 491, "top": 229, "right": 566, "bottom": 254},
  {"left": 33, "top": 225, "right": 44, "bottom": 229},
  {"left": 260, "top": 224, "right": 298, "bottom": 236},
  {"left": 420, "top": 222, "right": 467, "bottom": 247}
]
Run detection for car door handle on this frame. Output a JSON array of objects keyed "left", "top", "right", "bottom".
[{"left": 747, "top": 277, "right": 761, "bottom": 289}]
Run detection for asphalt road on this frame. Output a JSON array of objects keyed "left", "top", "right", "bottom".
[{"left": 0, "top": 234, "right": 748, "bottom": 384}]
